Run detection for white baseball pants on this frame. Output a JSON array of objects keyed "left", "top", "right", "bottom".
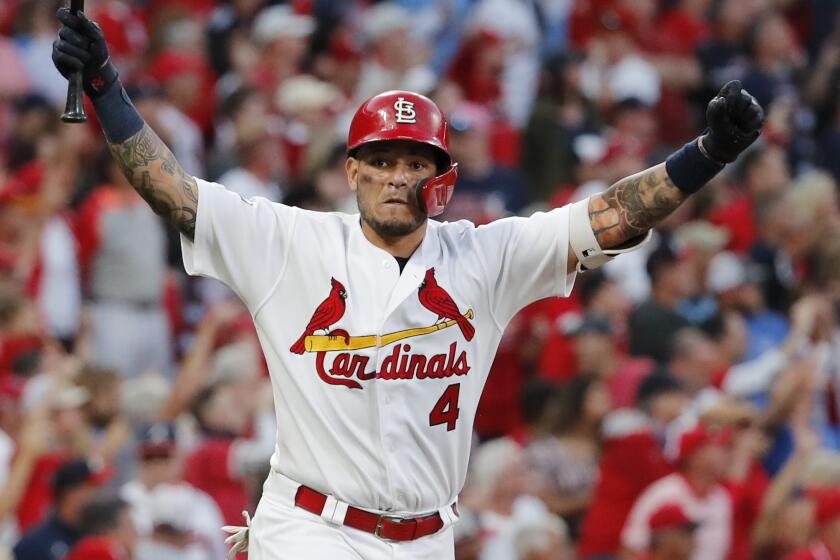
[{"left": 248, "top": 470, "right": 456, "bottom": 560}]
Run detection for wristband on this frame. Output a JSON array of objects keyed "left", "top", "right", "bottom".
[
  {"left": 91, "top": 83, "right": 145, "bottom": 145},
  {"left": 665, "top": 139, "right": 725, "bottom": 194},
  {"left": 84, "top": 59, "right": 120, "bottom": 98}
]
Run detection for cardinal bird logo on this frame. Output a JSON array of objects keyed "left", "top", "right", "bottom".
[
  {"left": 418, "top": 268, "right": 475, "bottom": 341},
  {"left": 290, "top": 278, "right": 348, "bottom": 354}
]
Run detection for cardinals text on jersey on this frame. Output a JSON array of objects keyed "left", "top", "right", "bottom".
[{"left": 289, "top": 270, "right": 474, "bottom": 390}]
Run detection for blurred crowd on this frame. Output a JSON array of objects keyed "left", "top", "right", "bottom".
[{"left": 1, "top": 0, "right": 840, "bottom": 559}]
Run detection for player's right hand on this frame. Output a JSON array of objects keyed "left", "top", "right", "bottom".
[{"left": 52, "top": 8, "right": 118, "bottom": 98}]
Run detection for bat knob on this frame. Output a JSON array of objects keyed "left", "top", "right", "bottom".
[{"left": 61, "top": 111, "right": 88, "bottom": 123}]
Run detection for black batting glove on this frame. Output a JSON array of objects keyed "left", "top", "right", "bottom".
[
  {"left": 701, "top": 80, "right": 765, "bottom": 164},
  {"left": 52, "top": 8, "right": 119, "bottom": 98}
]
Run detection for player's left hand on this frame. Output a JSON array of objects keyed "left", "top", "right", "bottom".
[
  {"left": 701, "top": 80, "right": 765, "bottom": 164},
  {"left": 222, "top": 510, "right": 251, "bottom": 559}
]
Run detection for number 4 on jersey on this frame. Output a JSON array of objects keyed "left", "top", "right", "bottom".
[{"left": 429, "top": 383, "right": 460, "bottom": 431}]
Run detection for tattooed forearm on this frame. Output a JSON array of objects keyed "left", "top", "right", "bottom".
[
  {"left": 588, "top": 163, "right": 687, "bottom": 249},
  {"left": 108, "top": 124, "right": 198, "bottom": 239}
]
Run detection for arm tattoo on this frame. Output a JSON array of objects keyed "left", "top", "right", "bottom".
[
  {"left": 588, "top": 163, "right": 687, "bottom": 249},
  {"left": 108, "top": 124, "right": 199, "bottom": 240}
]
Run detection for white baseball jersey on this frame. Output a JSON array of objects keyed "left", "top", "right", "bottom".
[{"left": 181, "top": 178, "right": 575, "bottom": 516}]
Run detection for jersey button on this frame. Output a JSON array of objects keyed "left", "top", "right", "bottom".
[{"left": 383, "top": 260, "right": 392, "bottom": 269}]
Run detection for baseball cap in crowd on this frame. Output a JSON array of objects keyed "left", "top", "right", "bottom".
[
  {"left": 52, "top": 459, "right": 113, "bottom": 498},
  {"left": 636, "top": 369, "right": 684, "bottom": 406},
  {"left": 673, "top": 221, "right": 729, "bottom": 255},
  {"left": 572, "top": 134, "right": 608, "bottom": 164},
  {"left": 676, "top": 425, "right": 733, "bottom": 466},
  {"left": 64, "top": 535, "right": 123, "bottom": 560},
  {"left": 706, "top": 251, "right": 765, "bottom": 294},
  {"left": 563, "top": 313, "right": 613, "bottom": 338},
  {"left": 809, "top": 487, "right": 840, "bottom": 527},
  {"left": 148, "top": 484, "right": 196, "bottom": 534},
  {"left": 363, "top": 3, "right": 411, "bottom": 43},
  {"left": 648, "top": 503, "right": 698, "bottom": 533},
  {"left": 276, "top": 75, "right": 342, "bottom": 116},
  {"left": 147, "top": 51, "right": 205, "bottom": 85},
  {"left": 449, "top": 103, "right": 492, "bottom": 134},
  {"left": 137, "top": 422, "right": 177, "bottom": 460},
  {"left": 253, "top": 5, "right": 315, "bottom": 44},
  {"left": 646, "top": 239, "right": 693, "bottom": 282}
]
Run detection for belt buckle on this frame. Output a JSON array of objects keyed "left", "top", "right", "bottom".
[{"left": 374, "top": 513, "right": 407, "bottom": 541}]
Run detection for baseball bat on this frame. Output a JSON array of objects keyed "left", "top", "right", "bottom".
[{"left": 60, "top": 0, "right": 87, "bottom": 123}]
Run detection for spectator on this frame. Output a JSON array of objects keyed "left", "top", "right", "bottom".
[
  {"left": 461, "top": 438, "right": 543, "bottom": 560},
  {"left": 696, "top": 0, "right": 756, "bottom": 102},
  {"left": 525, "top": 375, "right": 610, "bottom": 535},
  {"left": 445, "top": 29, "right": 506, "bottom": 110},
  {"left": 708, "top": 144, "right": 790, "bottom": 254},
  {"left": 576, "top": 404, "right": 672, "bottom": 558},
  {"left": 184, "top": 382, "right": 270, "bottom": 526},
  {"left": 579, "top": 5, "right": 661, "bottom": 108},
  {"left": 275, "top": 75, "right": 344, "bottom": 182},
  {"left": 629, "top": 242, "right": 695, "bottom": 363},
  {"left": 638, "top": 503, "right": 698, "bottom": 560},
  {"left": 64, "top": 494, "right": 136, "bottom": 560},
  {"left": 751, "top": 425, "right": 819, "bottom": 559},
  {"left": 444, "top": 103, "right": 527, "bottom": 222},
  {"left": 74, "top": 149, "right": 172, "bottom": 380},
  {"left": 621, "top": 424, "right": 733, "bottom": 559},
  {"left": 565, "top": 313, "right": 653, "bottom": 408},
  {"left": 636, "top": 369, "right": 691, "bottom": 437},
  {"left": 454, "top": 506, "right": 483, "bottom": 560},
  {"left": 13, "top": 459, "right": 112, "bottom": 560},
  {"left": 354, "top": 2, "right": 436, "bottom": 103},
  {"left": 521, "top": 52, "right": 598, "bottom": 202},
  {"left": 15, "top": 383, "right": 91, "bottom": 532},
  {"left": 12, "top": 0, "right": 67, "bottom": 106},
  {"left": 121, "top": 423, "right": 226, "bottom": 560},
  {"left": 74, "top": 366, "right": 131, "bottom": 483},
  {"left": 251, "top": 6, "right": 314, "bottom": 97},
  {"left": 133, "top": 483, "right": 208, "bottom": 560},
  {"left": 740, "top": 13, "right": 803, "bottom": 110},
  {"left": 787, "top": 487, "right": 840, "bottom": 560},
  {"left": 705, "top": 251, "right": 788, "bottom": 360},
  {"left": 216, "top": 134, "right": 284, "bottom": 202},
  {"left": 510, "top": 498, "right": 572, "bottom": 560}
]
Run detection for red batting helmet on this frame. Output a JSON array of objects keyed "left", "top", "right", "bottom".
[{"left": 347, "top": 90, "right": 458, "bottom": 217}]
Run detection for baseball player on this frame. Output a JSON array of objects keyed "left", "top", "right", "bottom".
[{"left": 51, "top": 9, "right": 764, "bottom": 560}]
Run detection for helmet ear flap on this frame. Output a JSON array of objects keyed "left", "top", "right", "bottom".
[{"left": 415, "top": 164, "right": 458, "bottom": 218}]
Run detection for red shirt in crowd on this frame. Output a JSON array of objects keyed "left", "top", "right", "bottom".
[
  {"left": 16, "top": 452, "right": 67, "bottom": 532},
  {"left": 724, "top": 461, "right": 771, "bottom": 560},
  {"left": 184, "top": 437, "right": 248, "bottom": 526},
  {"left": 65, "top": 536, "right": 126, "bottom": 560},
  {"left": 787, "top": 542, "right": 840, "bottom": 560},
  {"left": 708, "top": 194, "right": 757, "bottom": 254},
  {"left": 578, "top": 429, "right": 672, "bottom": 556}
]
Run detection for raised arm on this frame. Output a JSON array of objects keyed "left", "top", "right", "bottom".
[
  {"left": 109, "top": 125, "right": 199, "bottom": 238},
  {"left": 52, "top": 8, "right": 198, "bottom": 239},
  {"left": 567, "top": 81, "right": 765, "bottom": 273},
  {"left": 587, "top": 162, "right": 685, "bottom": 251}
]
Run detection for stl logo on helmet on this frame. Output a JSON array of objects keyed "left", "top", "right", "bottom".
[{"left": 394, "top": 97, "right": 417, "bottom": 124}]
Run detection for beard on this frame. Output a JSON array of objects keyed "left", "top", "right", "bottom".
[
  {"left": 361, "top": 212, "right": 424, "bottom": 237},
  {"left": 357, "top": 194, "right": 425, "bottom": 238}
]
